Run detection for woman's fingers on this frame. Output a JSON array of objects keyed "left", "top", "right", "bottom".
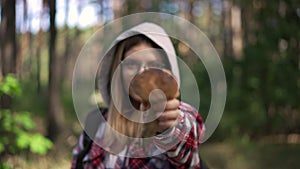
[
  {"left": 165, "top": 99, "right": 180, "bottom": 110},
  {"left": 140, "top": 99, "right": 180, "bottom": 133},
  {"left": 158, "top": 109, "right": 179, "bottom": 121},
  {"left": 157, "top": 109, "right": 179, "bottom": 132},
  {"left": 149, "top": 98, "right": 179, "bottom": 112}
]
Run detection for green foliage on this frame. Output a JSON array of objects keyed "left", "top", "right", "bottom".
[
  {"left": 0, "top": 110, "right": 53, "bottom": 155},
  {"left": 0, "top": 75, "right": 53, "bottom": 166},
  {"left": 0, "top": 163, "right": 11, "bottom": 169},
  {"left": 0, "top": 74, "right": 21, "bottom": 96},
  {"left": 16, "top": 132, "right": 53, "bottom": 155}
]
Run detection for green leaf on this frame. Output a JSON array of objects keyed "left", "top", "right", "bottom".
[
  {"left": 0, "top": 142, "right": 4, "bottom": 153},
  {"left": 2, "top": 110, "right": 13, "bottom": 131},
  {"left": 1, "top": 84, "right": 11, "bottom": 94},
  {"left": 0, "top": 163, "right": 11, "bottom": 169},
  {"left": 1, "top": 136, "right": 9, "bottom": 145},
  {"left": 15, "top": 112, "right": 35, "bottom": 130},
  {"left": 16, "top": 132, "right": 31, "bottom": 149},
  {"left": 0, "top": 74, "right": 21, "bottom": 96},
  {"left": 29, "top": 134, "right": 53, "bottom": 155}
]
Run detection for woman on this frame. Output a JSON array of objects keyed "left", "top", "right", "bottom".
[{"left": 71, "top": 22, "right": 205, "bottom": 169}]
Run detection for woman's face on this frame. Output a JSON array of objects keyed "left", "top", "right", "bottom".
[{"left": 121, "top": 43, "right": 167, "bottom": 100}]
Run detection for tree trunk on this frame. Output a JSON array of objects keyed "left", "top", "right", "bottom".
[
  {"left": 36, "top": 29, "right": 43, "bottom": 93},
  {"left": 231, "top": 5, "right": 243, "bottom": 59},
  {"left": 47, "top": 0, "right": 65, "bottom": 141},
  {"left": 112, "top": 0, "right": 124, "bottom": 19},
  {"left": 0, "top": 0, "right": 17, "bottom": 76},
  {"left": 223, "top": 0, "right": 233, "bottom": 58},
  {"left": 127, "top": 0, "right": 142, "bottom": 14},
  {"left": 61, "top": 0, "right": 70, "bottom": 88},
  {"left": 0, "top": 0, "right": 17, "bottom": 109}
]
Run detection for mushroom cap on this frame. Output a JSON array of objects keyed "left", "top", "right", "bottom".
[{"left": 129, "top": 68, "right": 179, "bottom": 103}]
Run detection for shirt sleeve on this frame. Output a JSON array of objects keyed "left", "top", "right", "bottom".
[
  {"left": 154, "top": 102, "right": 205, "bottom": 168},
  {"left": 71, "top": 132, "right": 85, "bottom": 169}
]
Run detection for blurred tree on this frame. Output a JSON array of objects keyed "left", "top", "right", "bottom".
[
  {"left": 222, "top": 0, "right": 233, "bottom": 58},
  {"left": 127, "top": 0, "right": 142, "bottom": 13},
  {"left": 61, "top": 0, "right": 70, "bottom": 85},
  {"left": 0, "top": 0, "right": 17, "bottom": 76},
  {"left": 112, "top": 0, "right": 125, "bottom": 18},
  {"left": 36, "top": 28, "right": 44, "bottom": 93},
  {"left": 47, "top": 0, "right": 65, "bottom": 141},
  {"left": 221, "top": 0, "right": 300, "bottom": 138},
  {"left": 0, "top": 0, "right": 17, "bottom": 109}
]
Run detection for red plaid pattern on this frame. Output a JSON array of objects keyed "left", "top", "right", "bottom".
[{"left": 71, "top": 102, "right": 204, "bottom": 169}]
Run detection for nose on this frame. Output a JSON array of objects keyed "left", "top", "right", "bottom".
[{"left": 139, "top": 63, "right": 148, "bottom": 72}]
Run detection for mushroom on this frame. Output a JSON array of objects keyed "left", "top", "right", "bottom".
[
  {"left": 129, "top": 68, "right": 179, "bottom": 137},
  {"left": 129, "top": 68, "right": 179, "bottom": 106}
]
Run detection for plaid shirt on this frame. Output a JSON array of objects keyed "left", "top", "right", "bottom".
[{"left": 71, "top": 102, "right": 205, "bottom": 169}]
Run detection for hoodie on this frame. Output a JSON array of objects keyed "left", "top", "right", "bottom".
[{"left": 98, "top": 22, "right": 180, "bottom": 106}]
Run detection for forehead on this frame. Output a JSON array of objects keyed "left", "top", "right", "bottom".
[{"left": 124, "top": 43, "right": 165, "bottom": 62}]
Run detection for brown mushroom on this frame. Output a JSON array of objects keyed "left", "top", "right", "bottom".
[
  {"left": 128, "top": 68, "right": 180, "bottom": 137},
  {"left": 129, "top": 68, "right": 179, "bottom": 106}
]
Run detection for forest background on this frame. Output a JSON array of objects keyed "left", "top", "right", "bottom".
[{"left": 0, "top": 0, "right": 299, "bottom": 168}]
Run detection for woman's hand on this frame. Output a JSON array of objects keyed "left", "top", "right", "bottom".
[
  {"left": 156, "top": 98, "right": 180, "bottom": 133},
  {"left": 140, "top": 98, "right": 180, "bottom": 135},
  {"left": 130, "top": 68, "right": 181, "bottom": 135}
]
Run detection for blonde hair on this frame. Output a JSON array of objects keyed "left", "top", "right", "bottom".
[
  {"left": 108, "top": 39, "right": 144, "bottom": 137},
  {"left": 103, "top": 36, "right": 149, "bottom": 151},
  {"left": 102, "top": 35, "right": 170, "bottom": 152}
]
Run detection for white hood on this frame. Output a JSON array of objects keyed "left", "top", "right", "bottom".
[{"left": 98, "top": 22, "right": 180, "bottom": 106}]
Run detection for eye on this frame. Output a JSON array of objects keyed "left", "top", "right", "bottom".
[
  {"left": 122, "top": 60, "right": 140, "bottom": 70},
  {"left": 148, "top": 62, "right": 166, "bottom": 69}
]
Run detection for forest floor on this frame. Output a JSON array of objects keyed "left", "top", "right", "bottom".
[{"left": 200, "top": 141, "right": 300, "bottom": 169}]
